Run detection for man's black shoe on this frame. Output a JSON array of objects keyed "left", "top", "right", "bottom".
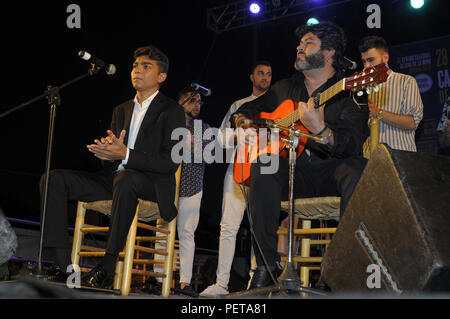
[
  {"left": 80, "top": 264, "right": 114, "bottom": 290},
  {"left": 46, "top": 265, "right": 70, "bottom": 283},
  {"left": 139, "top": 277, "right": 162, "bottom": 295},
  {"left": 176, "top": 284, "right": 199, "bottom": 298},
  {"left": 248, "top": 265, "right": 282, "bottom": 289}
]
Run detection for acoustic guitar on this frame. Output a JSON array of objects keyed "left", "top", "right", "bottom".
[{"left": 233, "top": 63, "right": 390, "bottom": 186}]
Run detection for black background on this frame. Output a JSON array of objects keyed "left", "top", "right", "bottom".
[{"left": 0, "top": 0, "right": 449, "bottom": 253}]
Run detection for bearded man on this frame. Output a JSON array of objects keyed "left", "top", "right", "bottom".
[{"left": 230, "top": 22, "right": 369, "bottom": 289}]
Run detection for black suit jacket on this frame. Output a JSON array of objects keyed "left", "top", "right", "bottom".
[{"left": 102, "top": 91, "right": 186, "bottom": 221}]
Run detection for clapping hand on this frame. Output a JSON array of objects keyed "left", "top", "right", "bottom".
[{"left": 87, "top": 130, "right": 127, "bottom": 161}]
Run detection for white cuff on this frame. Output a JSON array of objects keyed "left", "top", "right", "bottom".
[{"left": 122, "top": 148, "right": 130, "bottom": 165}]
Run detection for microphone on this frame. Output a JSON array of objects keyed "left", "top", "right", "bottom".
[
  {"left": 343, "top": 56, "right": 357, "bottom": 70},
  {"left": 78, "top": 50, "right": 116, "bottom": 75},
  {"left": 191, "top": 83, "right": 211, "bottom": 96}
]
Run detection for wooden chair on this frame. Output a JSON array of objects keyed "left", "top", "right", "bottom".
[
  {"left": 71, "top": 165, "right": 181, "bottom": 296},
  {"left": 277, "top": 117, "right": 380, "bottom": 288},
  {"left": 278, "top": 197, "right": 340, "bottom": 287}
]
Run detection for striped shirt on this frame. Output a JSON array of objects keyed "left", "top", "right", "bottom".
[{"left": 369, "top": 71, "right": 423, "bottom": 152}]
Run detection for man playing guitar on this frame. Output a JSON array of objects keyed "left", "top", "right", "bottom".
[{"left": 231, "top": 22, "right": 370, "bottom": 289}]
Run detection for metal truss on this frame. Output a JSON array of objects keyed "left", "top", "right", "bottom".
[{"left": 206, "top": 0, "right": 353, "bottom": 33}]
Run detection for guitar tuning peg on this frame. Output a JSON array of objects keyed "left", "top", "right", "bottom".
[
  {"left": 357, "top": 90, "right": 364, "bottom": 97},
  {"left": 374, "top": 85, "right": 380, "bottom": 92},
  {"left": 366, "top": 88, "right": 371, "bottom": 95}
]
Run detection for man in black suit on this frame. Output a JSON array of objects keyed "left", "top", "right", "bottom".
[{"left": 40, "top": 45, "right": 185, "bottom": 288}]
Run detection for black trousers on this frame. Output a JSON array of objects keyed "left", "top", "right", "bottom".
[
  {"left": 248, "top": 152, "right": 368, "bottom": 269},
  {"left": 40, "top": 169, "right": 158, "bottom": 259}
]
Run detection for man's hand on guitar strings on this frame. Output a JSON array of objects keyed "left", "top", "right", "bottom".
[{"left": 298, "top": 97, "right": 326, "bottom": 135}]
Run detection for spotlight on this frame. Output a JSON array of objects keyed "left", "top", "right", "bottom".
[
  {"left": 410, "top": 0, "right": 425, "bottom": 9},
  {"left": 249, "top": 2, "right": 261, "bottom": 14},
  {"left": 307, "top": 17, "right": 320, "bottom": 25}
]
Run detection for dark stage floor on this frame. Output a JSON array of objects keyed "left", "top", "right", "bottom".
[{"left": 2, "top": 272, "right": 450, "bottom": 300}]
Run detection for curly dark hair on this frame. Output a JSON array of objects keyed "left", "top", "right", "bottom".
[
  {"left": 134, "top": 45, "right": 169, "bottom": 74},
  {"left": 295, "top": 21, "right": 347, "bottom": 71}
]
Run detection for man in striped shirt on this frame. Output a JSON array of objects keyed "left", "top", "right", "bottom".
[{"left": 359, "top": 36, "right": 423, "bottom": 152}]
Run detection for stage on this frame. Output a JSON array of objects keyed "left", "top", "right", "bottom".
[
  {"left": 1, "top": 2, "right": 450, "bottom": 313},
  {"left": 2, "top": 275, "right": 450, "bottom": 301}
]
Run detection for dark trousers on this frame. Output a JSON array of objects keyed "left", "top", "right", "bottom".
[
  {"left": 40, "top": 169, "right": 158, "bottom": 264},
  {"left": 249, "top": 152, "right": 367, "bottom": 269}
]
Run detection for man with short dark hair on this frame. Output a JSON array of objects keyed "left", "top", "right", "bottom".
[
  {"left": 232, "top": 22, "right": 369, "bottom": 289},
  {"left": 174, "top": 86, "right": 213, "bottom": 296},
  {"left": 359, "top": 35, "right": 423, "bottom": 151},
  {"left": 200, "top": 61, "right": 272, "bottom": 297},
  {"left": 40, "top": 45, "right": 185, "bottom": 289}
]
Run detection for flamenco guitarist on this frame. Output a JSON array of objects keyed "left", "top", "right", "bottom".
[{"left": 231, "top": 22, "right": 370, "bottom": 289}]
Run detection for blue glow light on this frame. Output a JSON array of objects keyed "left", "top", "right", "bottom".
[
  {"left": 307, "top": 18, "right": 320, "bottom": 25},
  {"left": 410, "top": 0, "right": 425, "bottom": 9},
  {"left": 249, "top": 3, "right": 261, "bottom": 14}
]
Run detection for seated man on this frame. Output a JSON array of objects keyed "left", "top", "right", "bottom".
[
  {"left": 40, "top": 45, "right": 185, "bottom": 289},
  {"left": 231, "top": 22, "right": 369, "bottom": 288}
]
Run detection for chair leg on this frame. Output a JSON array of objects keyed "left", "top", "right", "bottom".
[
  {"left": 120, "top": 208, "right": 139, "bottom": 296},
  {"left": 114, "top": 260, "right": 124, "bottom": 290},
  {"left": 300, "top": 220, "right": 311, "bottom": 287},
  {"left": 71, "top": 201, "right": 86, "bottom": 267},
  {"left": 161, "top": 217, "right": 177, "bottom": 298}
]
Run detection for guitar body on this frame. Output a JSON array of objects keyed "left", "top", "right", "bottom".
[{"left": 233, "top": 99, "right": 308, "bottom": 186}]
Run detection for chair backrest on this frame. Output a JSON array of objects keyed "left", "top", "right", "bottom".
[{"left": 174, "top": 164, "right": 182, "bottom": 209}]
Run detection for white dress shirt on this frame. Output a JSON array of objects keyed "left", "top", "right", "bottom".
[{"left": 117, "top": 90, "right": 159, "bottom": 171}]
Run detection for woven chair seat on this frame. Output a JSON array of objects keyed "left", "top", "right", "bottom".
[
  {"left": 280, "top": 196, "right": 341, "bottom": 221},
  {"left": 83, "top": 199, "right": 161, "bottom": 222}
]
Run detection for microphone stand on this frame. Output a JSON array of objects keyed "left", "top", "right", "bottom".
[
  {"left": 221, "top": 123, "right": 329, "bottom": 298},
  {"left": 0, "top": 64, "right": 104, "bottom": 278}
]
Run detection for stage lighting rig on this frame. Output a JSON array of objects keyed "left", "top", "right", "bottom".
[
  {"left": 249, "top": 2, "right": 262, "bottom": 14},
  {"left": 207, "top": 0, "right": 353, "bottom": 33}
]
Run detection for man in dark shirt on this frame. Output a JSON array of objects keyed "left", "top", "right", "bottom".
[
  {"left": 174, "top": 86, "right": 214, "bottom": 295},
  {"left": 231, "top": 22, "right": 369, "bottom": 289}
]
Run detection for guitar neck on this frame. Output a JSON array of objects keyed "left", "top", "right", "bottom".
[
  {"left": 317, "top": 78, "right": 346, "bottom": 106},
  {"left": 276, "top": 78, "right": 346, "bottom": 127}
]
